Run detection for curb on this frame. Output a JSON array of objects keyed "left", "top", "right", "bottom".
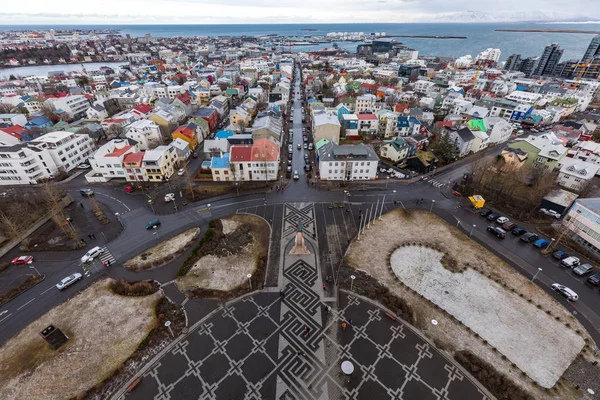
[{"left": 0, "top": 274, "right": 46, "bottom": 308}]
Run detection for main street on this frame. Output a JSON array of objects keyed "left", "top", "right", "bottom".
[{"left": 1, "top": 66, "right": 600, "bottom": 352}]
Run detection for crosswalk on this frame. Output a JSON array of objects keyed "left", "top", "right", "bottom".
[
  {"left": 80, "top": 246, "right": 116, "bottom": 277},
  {"left": 422, "top": 177, "right": 447, "bottom": 188}
]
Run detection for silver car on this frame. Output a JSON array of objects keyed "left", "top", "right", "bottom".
[{"left": 56, "top": 273, "right": 83, "bottom": 290}]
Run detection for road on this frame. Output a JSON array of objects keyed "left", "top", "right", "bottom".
[{"left": 1, "top": 63, "right": 600, "bottom": 350}]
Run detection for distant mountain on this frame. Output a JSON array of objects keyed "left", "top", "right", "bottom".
[{"left": 433, "top": 11, "right": 580, "bottom": 23}]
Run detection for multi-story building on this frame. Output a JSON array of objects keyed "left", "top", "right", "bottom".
[
  {"left": 46, "top": 95, "right": 90, "bottom": 120},
  {"left": 0, "top": 142, "right": 59, "bottom": 185},
  {"left": 122, "top": 152, "right": 148, "bottom": 183},
  {"left": 142, "top": 145, "right": 177, "bottom": 182},
  {"left": 355, "top": 94, "right": 377, "bottom": 113},
  {"left": 86, "top": 139, "right": 138, "bottom": 182},
  {"left": 558, "top": 159, "right": 599, "bottom": 192},
  {"left": 126, "top": 119, "right": 163, "bottom": 151},
  {"left": 505, "top": 54, "right": 522, "bottom": 71},
  {"left": 582, "top": 35, "right": 600, "bottom": 62},
  {"left": 313, "top": 112, "right": 341, "bottom": 144},
  {"left": 317, "top": 141, "right": 378, "bottom": 181},
  {"left": 533, "top": 43, "right": 563, "bottom": 77},
  {"left": 356, "top": 114, "right": 379, "bottom": 135},
  {"left": 565, "top": 198, "right": 600, "bottom": 254},
  {"left": 30, "top": 131, "right": 94, "bottom": 173}
]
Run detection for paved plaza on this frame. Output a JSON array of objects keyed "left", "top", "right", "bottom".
[{"left": 125, "top": 204, "right": 489, "bottom": 400}]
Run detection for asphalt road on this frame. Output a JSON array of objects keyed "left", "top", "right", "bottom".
[{"left": 2, "top": 66, "right": 600, "bottom": 350}]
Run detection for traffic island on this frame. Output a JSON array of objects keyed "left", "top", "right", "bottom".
[
  {"left": 123, "top": 227, "right": 200, "bottom": 271},
  {"left": 176, "top": 215, "right": 269, "bottom": 299},
  {"left": 0, "top": 279, "right": 162, "bottom": 400},
  {"left": 344, "top": 209, "right": 589, "bottom": 399}
]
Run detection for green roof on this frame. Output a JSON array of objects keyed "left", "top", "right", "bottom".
[
  {"left": 316, "top": 138, "right": 330, "bottom": 150},
  {"left": 416, "top": 150, "right": 438, "bottom": 167},
  {"left": 468, "top": 119, "right": 487, "bottom": 132}
]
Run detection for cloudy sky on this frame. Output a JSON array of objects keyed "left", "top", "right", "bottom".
[{"left": 0, "top": 0, "right": 597, "bottom": 24}]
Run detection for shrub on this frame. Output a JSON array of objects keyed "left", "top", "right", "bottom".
[
  {"left": 209, "top": 220, "right": 216, "bottom": 229},
  {"left": 110, "top": 279, "right": 159, "bottom": 296}
]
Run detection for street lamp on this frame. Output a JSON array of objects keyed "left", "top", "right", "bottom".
[
  {"left": 385, "top": 176, "right": 390, "bottom": 190},
  {"left": 235, "top": 182, "right": 240, "bottom": 196},
  {"left": 392, "top": 190, "right": 397, "bottom": 205},
  {"left": 430, "top": 199, "right": 435, "bottom": 212},
  {"left": 247, "top": 273, "right": 253, "bottom": 290},
  {"left": 114, "top": 212, "right": 120, "bottom": 223},
  {"left": 531, "top": 267, "right": 542, "bottom": 282},
  {"left": 153, "top": 225, "right": 160, "bottom": 240},
  {"left": 470, "top": 224, "right": 476, "bottom": 238},
  {"left": 27, "top": 260, "right": 40, "bottom": 275},
  {"left": 164, "top": 321, "right": 174, "bottom": 338},
  {"left": 350, "top": 275, "right": 356, "bottom": 291},
  {"left": 550, "top": 237, "right": 556, "bottom": 250},
  {"left": 344, "top": 190, "right": 349, "bottom": 203},
  {"left": 148, "top": 199, "right": 155, "bottom": 213},
  {"left": 379, "top": 194, "right": 386, "bottom": 220}
]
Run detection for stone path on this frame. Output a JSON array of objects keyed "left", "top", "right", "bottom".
[{"left": 124, "top": 203, "right": 489, "bottom": 400}]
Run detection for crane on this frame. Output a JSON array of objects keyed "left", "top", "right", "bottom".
[{"left": 571, "top": 61, "right": 600, "bottom": 88}]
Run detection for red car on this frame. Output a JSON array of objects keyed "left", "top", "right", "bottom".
[
  {"left": 124, "top": 185, "right": 134, "bottom": 193},
  {"left": 12, "top": 255, "right": 33, "bottom": 265}
]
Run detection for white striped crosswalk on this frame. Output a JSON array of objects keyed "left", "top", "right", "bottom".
[
  {"left": 423, "top": 178, "right": 447, "bottom": 188},
  {"left": 80, "top": 246, "right": 116, "bottom": 276}
]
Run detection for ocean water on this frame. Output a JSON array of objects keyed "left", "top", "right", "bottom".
[{"left": 3, "top": 23, "right": 600, "bottom": 61}]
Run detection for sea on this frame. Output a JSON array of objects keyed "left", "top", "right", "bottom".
[{"left": 2, "top": 22, "right": 600, "bottom": 77}]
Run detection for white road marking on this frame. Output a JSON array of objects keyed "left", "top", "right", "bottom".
[
  {"left": 0, "top": 310, "right": 7, "bottom": 317},
  {"left": 40, "top": 286, "right": 54, "bottom": 295},
  {"left": 96, "top": 192, "right": 131, "bottom": 212},
  {"left": 0, "top": 313, "right": 11, "bottom": 323},
  {"left": 17, "top": 298, "right": 36, "bottom": 311}
]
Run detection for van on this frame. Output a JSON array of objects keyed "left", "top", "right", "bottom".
[
  {"left": 502, "top": 221, "right": 516, "bottom": 231},
  {"left": 560, "top": 256, "right": 580, "bottom": 268}
]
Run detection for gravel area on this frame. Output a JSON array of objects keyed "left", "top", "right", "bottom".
[
  {"left": 0, "top": 279, "right": 160, "bottom": 399},
  {"left": 124, "top": 227, "right": 200, "bottom": 270},
  {"left": 390, "top": 245, "right": 584, "bottom": 388}
]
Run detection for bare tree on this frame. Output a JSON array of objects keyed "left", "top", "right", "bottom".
[
  {"left": 106, "top": 124, "right": 124, "bottom": 139},
  {"left": 0, "top": 210, "right": 23, "bottom": 240},
  {"left": 42, "top": 184, "right": 78, "bottom": 242}
]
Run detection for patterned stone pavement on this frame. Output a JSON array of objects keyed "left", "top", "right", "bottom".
[{"left": 125, "top": 204, "right": 489, "bottom": 400}]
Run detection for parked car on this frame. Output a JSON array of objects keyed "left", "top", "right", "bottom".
[
  {"left": 303, "top": 143, "right": 308, "bottom": 149},
  {"left": 287, "top": 159, "right": 292, "bottom": 166},
  {"left": 308, "top": 143, "right": 314, "bottom": 151},
  {"left": 304, "top": 164, "right": 311, "bottom": 171},
  {"left": 496, "top": 216, "right": 509, "bottom": 224},
  {"left": 487, "top": 212, "right": 501, "bottom": 221},
  {"left": 487, "top": 226, "right": 506, "bottom": 239},
  {"left": 552, "top": 250, "right": 569, "bottom": 260},
  {"left": 145, "top": 219, "right": 161, "bottom": 229},
  {"left": 81, "top": 246, "right": 104, "bottom": 263},
  {"left": 560, "top": 256, "right": 580, "bottom": 268},
  {"left": 177, "top": 168, "right": 185, "bottom": 176},
  {"left": 511, "top": 227, "right": 526, "bottom": 236},
  {"left": 11, "top": 255, "right": 33, "bottom": 265},
  {"left": 551, "top": 283, "right": 579, "bottom": 301},
  {"left": 479, "top": 209, "right": 492, "bottom": 217},
  {"left": 287, "top": 166, "right": 292, "bottom": 173},
  {"left": 520, "top": 232, "right": 539, "bottom": 242},
  {"left": 539, "top": 208, "right": 561, "bottom": 219},
  {"left": 288, "top": 144, "right": 293, "bottom": 152},
  {"left": 56, "top": 273, "right": 83, "bottom": 290},
  {"left": 533, "top": 239, "right": 549, "bottom": 248},
  {"left": 124, "top": 185, "right": 135, "bottom": 193},
  {"left": 293, "top": 170, "right": 299, "bottom": 180},
  {"left": 502, "top": 221, "right": 516, "bottom": 231},
  {"left": 587, "top": 273, "right": 600, "bottom": 286},
  {"left": 164, "top": 193, "right": 175, "bottom": 202},
  {"left": 573, "top": 264, "right": 594, "bottom": 276},
  {"left": 80, "top": 188, "right": 94, "bottom": 197}
]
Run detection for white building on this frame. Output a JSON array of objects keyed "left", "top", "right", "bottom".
[
  {"left": 143, "top": 145, "right": 177, "bottom": 182},
  {"left": 413, "top": 80, "right": 435, "bottom": 93},
  {"left": 30, "top": 131, "right": 95, "bottom": 172},
  {"left": 126, "top": 119, "right": 163, "bottom": 150},
  {"left": 46, "top": 95, "right": 90, "bottom": 120},
  {"left": 558, "top": 159, "right": 600, "bottom": 192},
  {"left": 86, "top": 139, "right": 138, "bottom": 183},
  {"left": 355, "top": 94, "right": 377, "bottom": 114},
  {"left": 317, "top": 141, "right": 378, "bottom": 181},
  {"left": 0, "top": 113, "right": 27, "bottom": 127},
  {"left": 0, "top": 142, "right": 58, "bottom": 185},
  {"left": 475, "top": 48, "right": 501, "bottom": 63},
  {"left": 485, "top": 117, "right": 513, "bottom": 144}
]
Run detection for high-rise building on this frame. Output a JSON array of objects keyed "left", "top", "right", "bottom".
[
  {"left": 554, "top": 60, "right": 579, "bottom": 79},
  {"left": 505, "top": 54, "right": 522, "bottom": 71},
  {"left": 582, "top": 35, "right": 600, "bottom": 62},
  {"left": 533, "top": 43, "right": 563, "bottom": 77},
  {"left": 475, "top": 48, "right": 501, "bottom": 63},
  {"left": 519, "top": 57, "right": 539, "bottom": 77}
]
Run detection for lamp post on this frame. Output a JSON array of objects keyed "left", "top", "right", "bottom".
[
  {"left": 550, "top": 237, "right": 556, "bottom": 250},
  {"left": 392, "top": 190, "right": 397, "bottom": 205},
  {"left": 531, "top": 267, "right": 542, "bottom": 282},
  {"left": 372, "top": 201, "right": 379, "bottom": 226},
  {"left": 164, "top": 321, "right": 174, "bottom": 338},
  {"left": 247, "top": 273, "right": 253, "bottom": 290},
  {"left": 430, "top": 199, "right": 435, "bottom": 212},
  {"left": 385, "top": 176, "right": 390, "bottom": 190},
  {"left": 27, "top": 260, "right": 40, "bottom": 275},
  {"left": 350, "top": 275, "right": 356, "bottom": 291},
  {"left": 470, "top": 224, "right": 476, "bottom": 238},
  {"left": 148, "top": 199, "right": 155, "bottom": 214},
  {"left": 236, "top": 182, "right": 240, "bottom": 196},
  {"left": 379, "top": 194, "right": 386, "bottom": 220},
  {"left": 153, "top": 225, "right": 160, "bottom": 240}
]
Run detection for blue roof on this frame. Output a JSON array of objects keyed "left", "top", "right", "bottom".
[
  {"left": 27, "top": 116, "right": 52, "bottom": 126},
  {"left": 397, "top": 116, "right": 409, "bottom": 128},
  {"left": 194, "top": 107, "right": 217, "bottom": 117},
  {"left": 215, "top": 130, "right": 233, "bottom": 139},
  {"left": 210, "top": 153, "right": 230, "bottom": 169},
  {"left": 308, "top": 99, "right": 317, "bottom": 104},
  {"left": 408, "top": 117, "right": 420, "bottom": 124}
]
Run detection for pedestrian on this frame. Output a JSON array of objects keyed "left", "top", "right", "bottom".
[
  {"left": 323, "top": 283, "right": 326, "bottom": 290},
  {"left": 420, "top": 198, "right": 424, "bottom": 203},
  {"left": 341, "top": 322, "right": 347, "bottom": 331},
  {"left": 80, "top": 203, "right": 84, "bottom": 209},
  {"left": 92, "top": 233, "right": 96, "bottom": 239},
  {"left": 107, "top": 259, "right": 111, "bottom": 267},
  {"left": 297, "top": 350, "right": 304, "bottom": 357},
  {"left": 280, "top": 290, "right": 285, "bottom": 299},
  {"left": 88, "top": 234, "right": 92, "bottom": 240},
  {"left": 303, "top": 326, "right": 310, "bottom": 335},
  {"left": 80, "top": 237, "right": 85, "bottom": 243},
  {"left": 348, "top": 319, "right": 353, "bottom": 326},
  {"left": 327, "top": 305, "right": 332, "bottom": 313},
  {"left": 103, "top": 262, "right": 107, "bottom": 268}
]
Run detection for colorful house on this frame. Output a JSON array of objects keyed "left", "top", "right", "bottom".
[{"left": 172, "top": 123, "right": 200, "bottom": 151}]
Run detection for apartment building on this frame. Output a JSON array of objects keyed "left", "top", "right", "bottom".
[
  {"left": 142, "top": 145, "right": 177, "bottom": 182},
  {"left": 126, "top": 119, "right": 163, "bottom": 150},
  {"left": 87, "top": 139, "right": 138, "bottom": 182},
  {"left": 565, "top": 198, "right": 600, "bottom": 255},
  {"left": 317, "top": 141, "right": 378, "bottom": 181},
  {"left": 0, "top": 143, "right": 58, "bottom": 185},
  {"left": 30, "top": 131, "right": 95, "bottom": 173},
  {"left": 46, "top": 95, "right": 90, "bottom": 120}
]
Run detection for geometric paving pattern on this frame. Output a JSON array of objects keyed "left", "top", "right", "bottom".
[{"left": 126, "top": 202, "right": 488, "bottom": 400}]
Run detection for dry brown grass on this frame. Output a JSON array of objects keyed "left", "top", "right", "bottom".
[
  {"left": 123, "top": 227, "right": 200, "bottom": 270},
  {"left": 0, "top": 279, "right": 160, "bottom": 400},
  {"left": 345, "top": 209, "right": 585, "bottom": 400},
  {"left": 176, "top": 215, "right": 269, "bottom": 293}
]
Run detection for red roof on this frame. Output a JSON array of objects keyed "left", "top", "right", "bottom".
[
  {"left": 175, "top": 92, "right": 192, "bottom": 105},
  {"left": 106, "top": 145, "right": 133, "bottom": 157},
  {"left": 123, "top": 152, "right": 144, "bottom": 165},
  {"left": 173, "top": 125, "right": 195, "bottom": 139},
  {"left": 0, "top": 125, "right": 27, "bottom": 140},
  {"left": 230, "top": 145, "right": 253, "bottom": 162},
  {"left": 133, "top": 104, "right": 153, "bottom": 114},
  {"left": 361, "top": 83, "right": 376, "bottom": 90},
  {"left": 394, "top": 104, "right": 409, "bottom": 113},
  {"left": 251, "top": 139, "right": 279, "bottom": 162},
  {"left": 357, "top": 114, "right": 377, "bottom": 121}
]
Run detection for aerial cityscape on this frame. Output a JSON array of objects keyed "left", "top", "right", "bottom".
[{"left": 1, "top": 10, "right": 600, "bottom": 400}]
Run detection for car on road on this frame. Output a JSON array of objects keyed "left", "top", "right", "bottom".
[
  {"left": 552, "top": 250, "right": 569, "bottom": 260},
  {"left": 479, "top": 208, "right": 492, "bottom": 217},
  {"left": 12, "top": 255, "right": 33, "bottom": 265},
  {"left": 587, "top": 273, "right": 600, "bottom": 286},
  {"left": 502, "top": 221, "right": 516, "bottom": 231},
  {"left": 177, "top": 168, "right": 185, "bottom": 176},
  {"left": 145, "top": 219, "right": 161, "bottom": 229},
  {"left": 304, "top": 164, "right": 311, "bottom": 171},
  {"left": 519, "top": 232, "right": 539, "bottom": 243},
  {"left": 496, "top": 216, "right": 509, "bottom": 224},
  {"left": 486, "top": 212, "right": 501, "bottom": 221},
  {"left": 560, "top": 256, "right": 580, "bottom": 268},
  {"left": 573, "top": 264, "right": 594, "bottom": 276},
  {"left": 511, "top": 227, "right": 526, "bottom": 236},
  {"left": 487, "top": 226, "right": 506, "bottom": 238},
  {"left": 297, "top": 144, "right": 301, "bottom": 150},
  {"left": 293, "top": 170, "right": 299, "bottom": 180},
  {"left": 164, "top": 193, "right": 175, "bottom": 202},
  {"left": 56, "top": 273, "right": 83, "bottom": 290},
  {"left": 124, "top": 185, "right": 134, "bottom": 193},
  {"left": 79, "top": 188, "right": 94, "bottom": 197},
  {"left": 81, "top": 246, "right": 104, "bottom": 263},
  {"left": 539, "top": 208, "right": 561, "bottom": 219},
  {"left": 551, "top": 283, "right": 579, "bottom": 301},
  {"left": 533, "top": 239, "right": 549, "bottom": 248}
]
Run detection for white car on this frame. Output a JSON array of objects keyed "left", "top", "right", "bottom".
[
  {"left": 56, "top": 273, "right": 83, "bottom": 290},
  {"left": 539, "top": 208, "right": 561, "bottom": 219},
  {"left": 77, "top": 163, "right": 91, "bottom": 169},
  {"left": 177, "top": 168, "right": 185, "bottom": 176},
  {"left": 81, "top": 246, "right": 104, "bottom": 263},
  {"left": 551, "top": 283, "right": 578, "bottom": 302},
  {"left": 496, "top": 216, "right": 509, "bottom": 224},
  {"left": 164, "top": 193, "right": 175, "bottom": 202},
  {"left": 293, "top": 170, "right": 299, "bottom": 180}
]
